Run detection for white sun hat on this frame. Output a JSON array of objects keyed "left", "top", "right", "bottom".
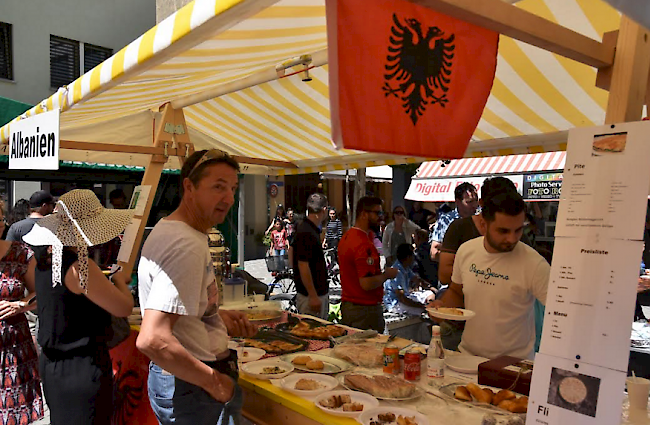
[{"left": 23, "top": 189, "right": 134, "bottom": 291}]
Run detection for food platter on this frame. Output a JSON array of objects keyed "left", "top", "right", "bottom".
[
  {"left": 240, "top": 360, "right": 294, "bottom": 380},
  {"left": 241, "top": 309, "right": 283, "bottom": 322},
  {"left": 236, "top": 329, "right": 308, "bottom": 355},
  {"left": 337, "top": 372, "right": 424, "bottom": 401},
  {"left": 279, "top": 373, "right": 339, "bottom": 397},
  {"left": 358, "top": 406, "right": 430, "bottom": 425},
  {"left": 313, "top": 390, "right": 379, "bottom": 418},
  {"left": 439, "top": 382, "right": 527, "bottom": 416},
  {"left": 275, "top": 317, "right": 347, "bottom": 340},
  {"left": 280, "top": 352, "right": 352, "bottom": 374},
  {"left": 426, "top": 307, "right": 476, "bottom": 321}
]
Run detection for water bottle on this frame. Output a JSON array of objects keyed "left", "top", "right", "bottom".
[{"left": 427, "top": 325, "right": 445, "bottom": 387}]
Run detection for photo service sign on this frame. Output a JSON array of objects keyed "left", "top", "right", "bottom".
[{"left": 9, "top": 109, "right": 60, "bottom": 170}]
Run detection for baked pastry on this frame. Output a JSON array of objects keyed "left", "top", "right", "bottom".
[
  {"left": 467, "top": 383, "right": 492, "bottom": 404},
  {"left": 306, "top": 360, "right": 324, "bottom": 370},
  {"left": 481, "top": 388, "right": 494, "bottom": 405},
  {"left": 292, "top": 355, "right": 312, "bottom": 365},
  {"left": 454, "top": 386, "right": 472, "bottom": 401},
  {"left": 344, "top": 374, "right": 416, "bottom": 399},
  {"left": 559, "top": 377, "right": 587, "bottom": 404},
  {"left": 436, "top": 307, "right": 464, "bottom": 316},
  {"left": 378, "top": 413, "right": 396, "bottom": 422},
  {"left": 295, "top": 379, "right": 322, "bottom": 391},
  {"left": 342, "top": 402, "right": 364, "bottom": 412},
  {"left": 493, "top": 389, "right": 516, "bottom": 406},
  {"left": 498, "top": 400, "right": 518, "bottom": 412}
]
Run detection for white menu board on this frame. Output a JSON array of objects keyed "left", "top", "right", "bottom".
[
  {"left": 528, "top": 354, "right": 626, "bottom": 425},
  {"left": 555, "top": 122, "right": 650, "bottom": 240},
  {"left": 539, "top": 237, "right": 641, "bottom": 372}
]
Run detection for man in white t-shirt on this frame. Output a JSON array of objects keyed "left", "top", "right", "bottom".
[
  {"left": 136, "top": 150, "right": 256, "bottom": 425},
  {"left": 431, "top": 191, "right": 549, "bottom": 360}
]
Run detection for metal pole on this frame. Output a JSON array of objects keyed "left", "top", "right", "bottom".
[
  {"left": 237, "top": 177, "right": 245, "bottom": 266},
  {"left": 345, "top": 170, "right": 351, "bottom": 227}
]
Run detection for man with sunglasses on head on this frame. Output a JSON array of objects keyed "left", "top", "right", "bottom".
[
  {"left": 137, "top": 149, "right": 257, "bottom": 425},
  {"left": 338, "top": 196, "right": 399, "bottom": 332}
]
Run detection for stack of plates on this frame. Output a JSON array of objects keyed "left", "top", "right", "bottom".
[{"left": 128, "top": 307, "right": 142, "bottom": 326}]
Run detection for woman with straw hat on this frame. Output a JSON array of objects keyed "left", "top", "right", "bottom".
[{"left": 23, "top": 189, "right": 134, "bottom": 425}]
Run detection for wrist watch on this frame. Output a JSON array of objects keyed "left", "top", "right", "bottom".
[{"left": 17, "top": 301, "right": 27, "bottom": 309}]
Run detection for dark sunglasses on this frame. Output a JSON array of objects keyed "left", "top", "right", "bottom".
[{"left": 394, "top": 210, "right": 405, "bottom": 216}]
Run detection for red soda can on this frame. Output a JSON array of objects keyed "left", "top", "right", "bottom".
[
  {"left": 383, "top": 343, "right": 400, "bottom": 374},
  {"left": 403, "top": 348, "right": 421, "bottom": 381}
]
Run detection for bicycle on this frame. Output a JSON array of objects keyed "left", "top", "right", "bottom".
[
  {"left": 265, "top": 254, "right": 298, "bottom": 313},
  {"left": 323, "top": 247, "right": 340, "bottom": 288}
]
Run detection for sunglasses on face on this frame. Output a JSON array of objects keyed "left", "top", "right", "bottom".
[{"left": 394, "top": 210, "right": 405, "bottom": 216}]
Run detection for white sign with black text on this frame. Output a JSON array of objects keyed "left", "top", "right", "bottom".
[{"left": 8, "top": 109, "right": 60, "bottom": 170}]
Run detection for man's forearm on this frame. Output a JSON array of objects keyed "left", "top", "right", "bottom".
[
  {"left": 440, "top": 284, "right": 464, "bottom": 308},
  {"left": 137, "top": 331, "right": 227, "bottom": 392},
  {"left": 360, "top": 273, "right": 388, "bottom": 291}
]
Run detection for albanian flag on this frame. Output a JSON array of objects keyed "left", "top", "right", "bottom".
[{"left": 327, "top": 0, "right": 498, "bottom": 158}]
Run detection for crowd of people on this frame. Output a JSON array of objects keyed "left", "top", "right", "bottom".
[{"left": 0, "top": 166, "right": 576, "bottom": 425}]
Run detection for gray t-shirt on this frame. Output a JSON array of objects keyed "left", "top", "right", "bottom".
[
  {"left": 138, "top": 219, "right": 229, "bottom": 361},
  {"left": 6, "top": 217, "right": 40, "bottom": 242}
]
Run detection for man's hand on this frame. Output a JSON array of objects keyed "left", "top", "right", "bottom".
[
  {"left": 0, "top": 300, "right": 24, "bottom": 320},
  {"left": 205, "top": 369, "right": 235, "bottom": 403},
  {"left": 308, "top": 294, "right": 322, "bottom": 313},
  {"left": 219, "top": 310, "right": 257, "bottom": 338},
  {"left": 384, "top": 267, "right": 399, "bottom": 280},
  {"left": 110, "top": 270, "right": 131, "bottom": 287}
]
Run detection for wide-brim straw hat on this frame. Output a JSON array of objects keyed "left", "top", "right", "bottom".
[{"left": 24, "top": 189, "right": 134, "bottom": 291}]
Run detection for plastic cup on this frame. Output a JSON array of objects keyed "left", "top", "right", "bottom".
[{"left": 627, "top": 376, "right": 650, "bottom": 410}]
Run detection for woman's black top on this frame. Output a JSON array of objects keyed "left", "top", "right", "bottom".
[{"left": 35, "top": 247, "right": 111, "bottom": 352}]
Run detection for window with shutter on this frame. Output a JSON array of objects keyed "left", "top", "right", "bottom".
[
  {"left": 50, "top": 35, "right": 80, "bottom": 88},
  {"left": 0, "top": 22, "right": 12, "bottom": 80},
  {"left": 84, "top": 43, "right": 112, "bottom": 73}
]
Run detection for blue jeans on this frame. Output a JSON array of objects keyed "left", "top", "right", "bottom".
[
  {"left": 148, "top": 362, "right": 243, "bottom": 425},
  {"left": 273, "top": 249, "right": 286, "bottom": 256}
]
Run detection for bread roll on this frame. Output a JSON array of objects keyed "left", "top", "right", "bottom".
[
  {"left": 497, "top": 400, "right": 518, "bottom": 412},
  {"left": 306, "top": 360, "right": 324, "bottom": 370},
  {"left": 467, "top": 383, "right": 492, "bottom": 404},
  {"left": 292, "top": 355, "right": 312, "bottom": 365},
  {"left": 493, "top": 389, "right": 516, "bottom": 406},
  {"left": 481, "top": 388, "right": 494, "bottom": 405},
  {"left": 454, "top": 386, "right": 472, "bottom": 401}
]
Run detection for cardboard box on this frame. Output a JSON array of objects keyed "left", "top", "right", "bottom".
[{"left": 478, "top": 356, "right": 534, "bottom": 395}]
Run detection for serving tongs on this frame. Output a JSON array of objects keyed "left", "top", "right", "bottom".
[{"left": 328, "top": 329, "right": 380, "bottom": 347}]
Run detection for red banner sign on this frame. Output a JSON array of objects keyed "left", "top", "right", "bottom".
[{"left": 327, "top": 0, "right": 498, "bottom": 158}]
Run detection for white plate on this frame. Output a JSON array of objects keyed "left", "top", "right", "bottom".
[
  {"left": 338, "top": 373, "right": 424, "bottom": 401},
  {"left": 358, "top": 406, "right": 430, "bottom": 425},
  {"left": 237, "top": 347, "right": 266, "bottom": 363},
  {"left": 280, "top": 374, "right": 339, "bottom": 397},
  {"left": 445, "top": 355, "right": 489, "bottom": 374},
  {"left": 426, "top": 307, "right": 476, "bottom": 321},
  {"left": 240, "top": 360, "right": 294, "bottom": 380},
  {"left": 281, "top": 353, "right": 352, "bottom": 374},
  {"left": 314, "top": 390, "right": 379, "bottom": 418}
]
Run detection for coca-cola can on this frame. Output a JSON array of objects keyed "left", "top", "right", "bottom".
[{"left": 403, "top": 349, "right": 421, "bottom": 381}]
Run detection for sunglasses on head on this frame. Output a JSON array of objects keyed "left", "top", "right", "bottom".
[{"left": 190, "top": 149, "right": 232, "bottom": 176}]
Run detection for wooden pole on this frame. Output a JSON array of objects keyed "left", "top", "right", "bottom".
[
  {"left": 604, "top": 16, "right": 650, "bottom": 123},
  {"left": 118, "top": 104, "right": 176, "bottom": 276}
]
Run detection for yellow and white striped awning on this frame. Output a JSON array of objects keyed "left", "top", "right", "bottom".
[{"left": 0, "top": 0, "right": 622, "bottom": 174}]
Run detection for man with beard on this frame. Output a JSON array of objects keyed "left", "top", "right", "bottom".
[
  {"left": 430, "top": 191, "right": 549, "bottom": 359},
  {"left": 338, "top": 197, "right": 398, "bottom": 332}
]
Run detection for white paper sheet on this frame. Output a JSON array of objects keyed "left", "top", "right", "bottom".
[
  {"left": 539, "top": 237, "right": 641, "bottom": 372},
  {"left": 129, "top": 185, "right": 151, "bottom": 216},
  {"left": 117, "top": 218, "right": 141, "bottom": 263},
  {"left": 527, "top": 353, "right": 626, "bottom": 425},
  {"left": 555, "top": 121, "right": 650, "bottom": 240}
]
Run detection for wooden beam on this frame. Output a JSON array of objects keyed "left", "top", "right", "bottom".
[
  {"left": 409, "top": 0, "right": 614, "bottom": 68},
  {"left": 605, "top": 16, "right": 650, "bottom": 123},
  {"left": 118, "top": 104, "right": 175, "bottom": 276},
  {"left": 59, "top": 140, "right": 182, "bottom": 156},
  {"left": 595, "top": 31, "right": 619, "bottom": 92},
  {"left": 230, "top": 155, "right": 298, "bottom": 168}
]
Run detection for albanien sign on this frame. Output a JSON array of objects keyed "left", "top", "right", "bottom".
[{"left": 9, "top": 109, "right": 60, "bottom": 170}]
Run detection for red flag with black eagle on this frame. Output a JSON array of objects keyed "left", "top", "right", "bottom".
[{"left": 327, "top": 0, "right": 499, "bottom": 158}]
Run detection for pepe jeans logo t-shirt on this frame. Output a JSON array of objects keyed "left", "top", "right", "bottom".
[{"left": 452, "top": 237, "right": 549, "bottom": 360}]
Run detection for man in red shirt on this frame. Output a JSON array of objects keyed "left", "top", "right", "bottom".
[{"left": 338, "top": 197, "right": 398, "bottom": 332}]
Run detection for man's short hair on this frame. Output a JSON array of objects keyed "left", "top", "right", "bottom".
[
  {"left": 355, "top": 196, "right": 383, "bottom": 220},
  {"left": 396, "top": 243, "right": 414, "bottom": 262},
  {"left": 109, "top": 188, "right": 126, "bottom": 201},
  {"left": 454, "top": 182, "right": 477, "bottom": 201},
  {"left": 482, "top": 191, "right": 526, "bottom": 222},
  {"left": 481, "top": 177, "right": 517, "bottom": 202},
  {"left": 29, "top": 190, "right": 53, "bottom": 208},
  {"left": 180, "top": 150, "right": 240, "bottom": 197},
  {"left": 306, "top": 193, "right": 328, "bottom": 214}
]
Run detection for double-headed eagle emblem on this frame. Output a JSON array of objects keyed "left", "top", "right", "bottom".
[{"left": 383, "top": 14, "right": 456, "bottom": 125}]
